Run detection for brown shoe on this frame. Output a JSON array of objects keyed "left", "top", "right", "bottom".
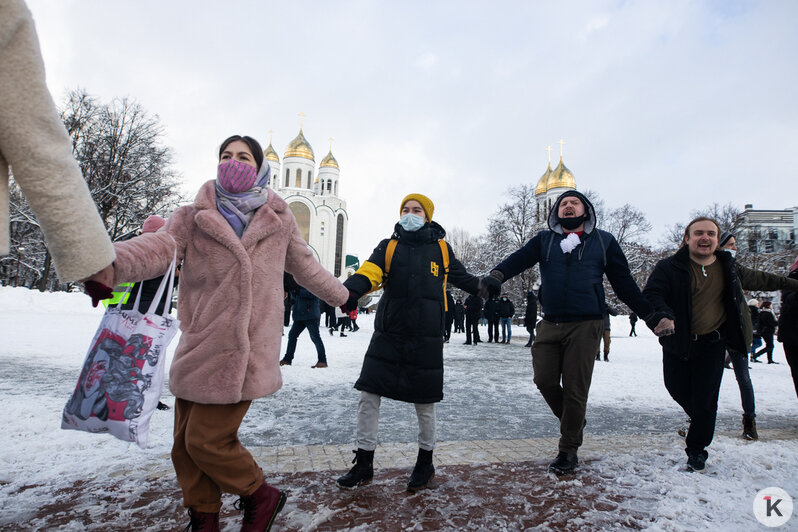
[
  {"left": 279, "top": 358, "right": 291, "bottom": 366},
  {"left": 312, "top": 362, "right": 328, "bottom": 368}
]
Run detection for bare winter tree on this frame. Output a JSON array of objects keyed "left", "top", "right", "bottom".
[
  {"left": 602, "top": 204, "right": 653, "bottom": 247},
  {"left": 483, "top": 183, "right": 543, "bottom": 309},
  {"left": 1, "top": 89, "right": 183, "bottom": 290}
]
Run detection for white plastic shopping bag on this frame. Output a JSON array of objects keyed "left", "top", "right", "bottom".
[{"left": 61, "top": 255, "right": 180, "bottom": 448}]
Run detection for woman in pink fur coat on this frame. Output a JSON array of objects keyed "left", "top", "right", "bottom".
[{"left": 103, "top": 135, "right": 348, "bottom": 532}]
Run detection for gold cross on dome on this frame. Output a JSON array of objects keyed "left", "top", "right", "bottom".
[
  {"left": 558, "top": 138, "right": 566, "bottom": 157},
  {"left": 545, "top": 145, "right": 552, "bottom": 163},
  {"left": 268, "top": 129, "right": 275, "bottom": 143},
  {"left": 298, "top": 112, "right": 306, "bottom": 129},
  {"left": 328, "top": 137, "right": 334, "bottom": 151}
]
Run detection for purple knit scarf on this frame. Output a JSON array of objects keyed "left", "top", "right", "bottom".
[{"left": 215, "top": 162, "right": 271, "bottom": 237}]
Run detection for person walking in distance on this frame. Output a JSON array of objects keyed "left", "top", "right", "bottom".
[
  {"left": 596, "top": 306, "right": 618, "bottom": 361},
  {"left": 752, "top": 301, "right": 777, "bottom": 364},
  {"left": 280, "top": 286, "right": 330, "bottom": 368},
  {"left": 524, "top": 289, "right": 538, "bottom": 348},
  {"left": 629, "top": 313, "right": 638, "bottom": 337},
  {"left": 480, "top": 190, "right": 671, "bottom": 475},
  {"left": 463, "top": 294, "right": 483, "bottom": 345}
]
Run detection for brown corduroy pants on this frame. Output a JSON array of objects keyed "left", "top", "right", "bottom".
[
  {"left": 532, "top": 319, "right": 603, "bottom": 454},
  {"left": 172, "top": 398, "right": 263, "bottom": 513}
]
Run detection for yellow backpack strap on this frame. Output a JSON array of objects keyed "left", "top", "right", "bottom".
[
  {"left": 439, "top": 239, "right": 450, "bottom": 311},
  {"left": 384, "top": 238, "right": 399, "bottom": 279}
]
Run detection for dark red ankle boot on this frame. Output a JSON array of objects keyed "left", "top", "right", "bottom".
[
  {"left": 236, "top": 480, "right": 287, "bottom": 532},
  {"left": 185, "top": 508, "right": 220, "bottom": 532}
]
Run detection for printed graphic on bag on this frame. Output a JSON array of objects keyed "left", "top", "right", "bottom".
[
  {"left": 61, "top": 307, "right": 177, "bottom": 447},
  {"left": 64, "top": 329, "right": 156, "bottom": 423}
]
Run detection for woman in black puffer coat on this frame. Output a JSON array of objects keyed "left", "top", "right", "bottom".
[{"left": 336, "top": 193, "right": 479, "bottom": 492}]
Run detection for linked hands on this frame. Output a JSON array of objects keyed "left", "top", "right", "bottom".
[
  {"left": 479, "top": 271, "right": 503, "bottom": 299},
  {"left": 653, "top": 317, "right": 675, "bottom": 337},
  {"left": 340, "top": 291, "right": 359, "bottom": 314},
  {"left": 81, "top": 264, "right": 114, "bottom": 307}
]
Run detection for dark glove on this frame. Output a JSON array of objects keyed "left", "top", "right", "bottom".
[
  {"left": 84, "top": 281, "right": 113, "bottom": 308},
  {"left": 340, "top": 291, "right": 359, "bottom": 313},
  {"left": 479, "top": 271, "right": 503, "bottom": 299}
]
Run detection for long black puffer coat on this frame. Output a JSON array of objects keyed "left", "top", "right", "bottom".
[{"left": 344, "top": 221, "right": 479, "bottom": 403}]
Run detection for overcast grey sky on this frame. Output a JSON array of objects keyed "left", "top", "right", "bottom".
[{"left": 25, "top": 0, "right": 798, "bottom": 258}]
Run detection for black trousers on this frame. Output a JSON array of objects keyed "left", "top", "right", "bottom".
[
  {"left": 663, "top": 333, "right": 726, "bottom": 453},
  {"left": 487, "top": 319, "right": 499, "bottom": 342},
  {"left": 466, "top": 315, "right": 481, "bottom": 343}
]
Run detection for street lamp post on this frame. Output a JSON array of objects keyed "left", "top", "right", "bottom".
[{"left": 14, "top": 246, "right": 25, "bottom": 287}]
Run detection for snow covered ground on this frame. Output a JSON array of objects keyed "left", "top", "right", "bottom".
[{"left": 1, "top": 286, "right": 797, "bottom": 530}]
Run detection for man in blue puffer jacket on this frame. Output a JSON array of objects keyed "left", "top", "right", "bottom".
[{"left": 481, "top": 190, "right": 671, "bottom": 475}]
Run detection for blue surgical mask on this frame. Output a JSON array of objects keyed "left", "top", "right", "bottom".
[
  {"left": 398, "top": 213, "right": 426, "bottom": 232},
  {"left": 725, "top": 249, "right": 737, "bottom": 258}
]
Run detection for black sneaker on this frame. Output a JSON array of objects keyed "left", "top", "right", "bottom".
[
  {"left": 685, "top": 449, "right": 708, "bottom": 472},
  {"left": 548, "top": 451, "right": 578, "bottom": 475}
]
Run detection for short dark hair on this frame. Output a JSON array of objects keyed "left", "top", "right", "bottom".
[{"left": 219, "top": 135, "right": 264, "bottom": 170}]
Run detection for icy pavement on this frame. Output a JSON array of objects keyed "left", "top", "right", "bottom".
[{"left": 1, "top": 286, "right": 797, "bottom": 530}]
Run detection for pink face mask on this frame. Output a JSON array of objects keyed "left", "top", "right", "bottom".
[{"left": 217, "top": 159, "right": 258, "bottom": 193}]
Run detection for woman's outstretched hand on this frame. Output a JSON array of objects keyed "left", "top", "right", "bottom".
[{"left": 82, "top": 264, "right": 114, "bottom": 307}]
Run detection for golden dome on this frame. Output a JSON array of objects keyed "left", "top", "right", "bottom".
[
  {"left": 284, "top": 128, "right": 315, "bottom": 161},
  {"left": 535, "top": 162, "right": 552, "bottom": 195},
  {"left": 547, "top": 156, "right": 576, "bottom": 190},
  {"left": 264, "top": 142, "right": 279, "bottom": 162},
  {"left": 320, "top": 149, "right": 339, "bottom": 169}
]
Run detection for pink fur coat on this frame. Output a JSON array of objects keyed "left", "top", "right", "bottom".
[{"left": 112, "top": 180, "right": 348, "bottom": 404}]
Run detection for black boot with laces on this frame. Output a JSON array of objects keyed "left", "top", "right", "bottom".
[{"left": 337, "top": 449, "right": 374, "bottom": 488}]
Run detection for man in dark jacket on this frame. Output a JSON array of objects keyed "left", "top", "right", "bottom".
[
  {"left": 444, "top": 290, "right": 455, "bottom": 342},
  {"left": 644, "top": 218, "right": 798, "bottom": 472},
  {"left": 629, "top": 313, "right": 638, "bottom": 336},
  {"left": 280, "top": 287, "right": 329, "bottom": 368},
  {"left": 524, "top": 289, "right": 538, "bottom": 347},
  {"left": 498, "top": 296, "right": 515, "bottom": 343},
  {"left": 453, "top": 298, "right": 465, "bottom": 333},
  {"left": 484, "top": 296, "right": 500, "bottom": 342},
  {"left": 481, "top": 190, "right": 670, "bottom": 475},
  {"left": 464, "top": 294, "right": 483, "bottom": 345},
  {"left": 778, "top": 256, "right": 798, "bottom": 398}
]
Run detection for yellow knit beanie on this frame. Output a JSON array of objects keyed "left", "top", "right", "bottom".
[{"left": 400, "top": 193, "right": 434, "bottom": 221}]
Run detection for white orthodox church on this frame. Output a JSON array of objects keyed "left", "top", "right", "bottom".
[
  {"left": 535, "top": 142, "right": 577, "bottom": 220},
  {"left": 263, "top": 128, "right": 348, "bottom": 278}
]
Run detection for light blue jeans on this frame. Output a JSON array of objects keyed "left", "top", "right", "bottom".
[{"left": 500, "top": 317, "right": 512, "bottom": 342}]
